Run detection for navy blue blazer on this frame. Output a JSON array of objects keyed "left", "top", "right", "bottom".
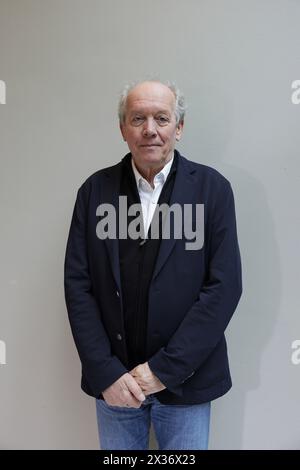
[{"left": 64, "top": 151, "right": 242, "bottom": 405}]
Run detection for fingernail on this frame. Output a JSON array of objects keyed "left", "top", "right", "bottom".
[{"left": 139, "top": 394, "right": 146, "bottom": 401}]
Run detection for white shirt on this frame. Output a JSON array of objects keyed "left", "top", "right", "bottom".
[{"left": 131, "top": 154, "right": 174, "bottom": 237}]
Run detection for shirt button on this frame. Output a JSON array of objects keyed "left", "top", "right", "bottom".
[
  {"left": 116, "top": 290, "right": 120, "bottom": 297},
  {"left": 116, "top": 334, "right": 122, "bottom": 341}
]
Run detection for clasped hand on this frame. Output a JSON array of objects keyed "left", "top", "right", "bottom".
[{"left": 102, "top": 362, "right": 166, "bottom": 408}]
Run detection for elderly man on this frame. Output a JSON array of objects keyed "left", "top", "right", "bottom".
[{"left": 64, "top": 80, "right": 242, "bottom": 450}]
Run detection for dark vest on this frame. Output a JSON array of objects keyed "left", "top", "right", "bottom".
[{"left": 119, "top": 152, "right": 178, "bottom": 370}]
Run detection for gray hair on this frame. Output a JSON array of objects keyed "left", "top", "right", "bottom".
[{"left": 118, "top": 79, "right": 186, "bottom": 125}]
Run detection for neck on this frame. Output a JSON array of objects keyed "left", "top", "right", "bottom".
[
  {"left": 133, "top": 152, "right": 173, "bottom": 188},
  {"left": 135, "top": 166, "right": 162, "bottom": 188}
]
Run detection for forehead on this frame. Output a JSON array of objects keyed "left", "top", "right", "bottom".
[{"left": 126, "top": 82, "right": 175, "bottom": 113}]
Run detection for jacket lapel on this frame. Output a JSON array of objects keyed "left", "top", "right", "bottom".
[
  {"left": 101, "top": 162, "right": 123, "bottom": 292},
  {"left": 151, "top": 153, "right": 198, "bottom": 281}
]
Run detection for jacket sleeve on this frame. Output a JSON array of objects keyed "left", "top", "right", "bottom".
[
  {"left": 148, "top": 180, "right": 242, "bottom": 395},
  {"left": 64, "top": 182, "right": 127, "bottom": 397}
]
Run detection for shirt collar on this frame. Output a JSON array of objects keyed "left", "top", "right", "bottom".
[{"left": 131, "top": 152, "right": 174, "bottom": 189}]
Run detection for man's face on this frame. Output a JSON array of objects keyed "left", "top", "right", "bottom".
[{"left": 120, "top": 81, "right": 183, "bottom": 170}]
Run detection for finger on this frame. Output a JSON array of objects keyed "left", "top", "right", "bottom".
[
  {"left": 130, "top": 371, "right": 138, "bottom": 378},
  {"left": 121, "top": 389, "right": 143, "bottom": 408},
  {"left": 127, "top": 395, "right": 144, "bottom": 408},
  {"left": 126, "top": 375, "right": 146, "bottom": 402},
  {"left": 130, "top": 368, "right": 141, "bottom": 378}
]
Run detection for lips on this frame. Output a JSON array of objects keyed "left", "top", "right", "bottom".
[{"left": 140, "top": 144, "right": 161, "bottom": 147}]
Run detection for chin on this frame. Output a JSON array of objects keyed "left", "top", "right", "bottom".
[
  {"left": 145, "top": 156, "right": 166, "bottom": 167},
  {"left": 138, "top": 152, "right": 164, "bottom": 163}
]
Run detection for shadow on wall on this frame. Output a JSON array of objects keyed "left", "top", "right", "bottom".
[
  {"left": 188, "top": 95, "right": 281, "bottom": 450},
  {"left": 211, "top": 167, "right": 280, "bottom": 449}
]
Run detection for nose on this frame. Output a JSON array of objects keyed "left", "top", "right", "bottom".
[{"left": 142, "top": 118, "right": 157, "bottom": 137}]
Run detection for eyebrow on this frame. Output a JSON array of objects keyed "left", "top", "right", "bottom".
[{"left": 129, "top": 109, "right": 171, "bottom": 116}]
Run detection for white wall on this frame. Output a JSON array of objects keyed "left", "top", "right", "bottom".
[{"left": 0, "top": 0, "right": 299, "bottom": 449}]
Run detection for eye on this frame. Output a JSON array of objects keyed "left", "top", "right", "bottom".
[
  {"left": 131, "top": 116, "right": 144, "bottom": 125},
  {"left": 156, "top": 116, "right": 169, "bottom": 125}
]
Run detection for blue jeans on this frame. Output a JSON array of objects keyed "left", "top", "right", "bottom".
[{"left": 96, "top": 394, "right": 210, "bottom": 450}]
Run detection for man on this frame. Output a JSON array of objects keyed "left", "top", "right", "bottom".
[{"left": 64, "top": 80, "right": 242, "bottom": 450}]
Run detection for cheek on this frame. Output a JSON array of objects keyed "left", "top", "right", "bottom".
[
  {"left": 162, "top": 129, "right": 177, "bottom": 143},
  {"left": 132, "top": 130, "right": 142, "bottom": 143},
  {"left": 125, "top": 131, "right": 139, "bottom": 145}
]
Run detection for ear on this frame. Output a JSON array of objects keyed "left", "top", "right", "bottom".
[
  {"left": 175, "top": 121, "right": 184, "bottom": 141},
  {"left": 120, "top": 123, "right": 127, "bottom": 142}
]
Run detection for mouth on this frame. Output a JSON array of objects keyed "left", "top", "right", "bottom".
[{"left": 140, "top": 144, "right": 161, "bottom": 148}]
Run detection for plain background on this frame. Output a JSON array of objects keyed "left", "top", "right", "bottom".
[{"left": 0, "top": 0, "right": 299, "bottom": 449}]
